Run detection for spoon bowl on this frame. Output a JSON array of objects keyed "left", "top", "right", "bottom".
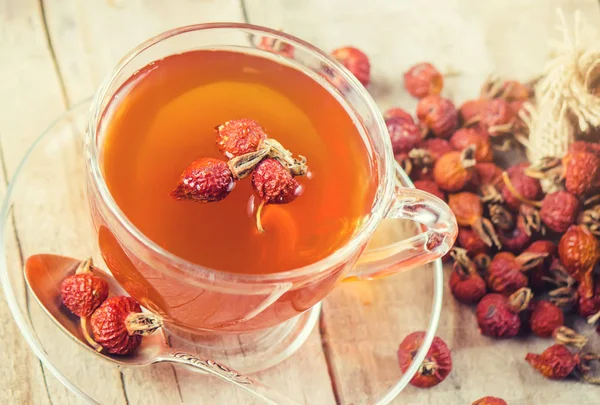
[{"left": 25, "top": 253, "right": 298, "bottom": 405}]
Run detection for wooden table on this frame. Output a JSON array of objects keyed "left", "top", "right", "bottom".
[{"left": 1, "top": 1, "right": 600, "bottom": 404}]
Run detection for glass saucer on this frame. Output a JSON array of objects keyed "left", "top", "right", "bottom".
[{"left": 0, "top": 100, "right": 442, "bottom": 404}]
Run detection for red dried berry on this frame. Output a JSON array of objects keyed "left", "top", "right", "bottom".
[
  {"left": 558, "top": 225, "right": 600, "bottom": 298},
  {"left": 433, "top": 148, "right": 476, "bottom": 192},
  {"left": 397, "top": 331, "right": 452, "bottom": 388},
  {"left": 501, "top": 166, "right": 542, "bottom": 212},
  {"left": 170, "top": 157, "right": 235, "bottom": 203},
  {"left": 450, "top": 128, "right": 493, "bottom": 162},
  {"left": 569, "top": 140, "right": 600, "bottom": 158},
  {"left": 540, "top": 191, "right": 581, "bottom": 233},
  {"left": 525, "top": 344, "right": 577, "bottom": 380},
  {"left": 90, "top": 296, "right": 162, "bottom": 355},
  {"left": 449, "top": 192, "right": 500, "bottom": 248},
  {"left": 450, "top": 258, "right": 487, "bottom": 304},
  {"left": 458, "top": 227, "right": 489, "bottom": 256},
  {"left": 384, "top": 107, "right": 415, "bottom": 124},
  {"left": 416, "top": 95, "right": 459, "bottom": 138},
  {"left": 563, "top": 151, "right": 600, "bottom": 196},
  {"left": 498, "top": 215, "right": 531, "bottom": 253},
  {"left": 530, "top": 301, "right": 564, "bottom": 337},
  {"left": 472, "top": 397, "right": 507, "bottom": 405},
  {"left": 481, "top": 99, "right": 514, "bottom": 136},
  {"left": 258, "top": 36, "right": 295, "bottom": 58},
  {"left": 60, "top": 258, "right": 108, "bottom": 318},
  {"left": 578, "top": 282, "right": 600, "bottom": 318},
  {"left": 471, "top": 162, "right": 503, "bottom": 188},
  {"left": 487, "top": 252, "right": 529, "bottom": 296},
  {"left": 216, "top": 118, "right": 268, "bottom": 158},
  {"left": 422, "top": 138, "right": 454, "bottom": 161},
  {"left": 403, "top": 62, "right": 444, "bottom": 99},
  {"left": 525, "top": 240, "right": 557, "bottom": 291},
  {"left": 459, "top": 98, "right": 488, "bottom": 126},
  {"left": 386, "top": 117, "right": 423, "bottom": 154},
  {"left": 414, "top": 180, "right": 445, "bottom": 201},
  {"left": 331, "top": 47, "right": 370, "bottom": 87},
  {"left": 252, "top": 158, "right": 300, "bottom": 205},
  {"left": 476, "top": 288, "right": 532, "bottom": 338}
]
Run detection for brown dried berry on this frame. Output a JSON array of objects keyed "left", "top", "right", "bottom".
[
  {"left": 578, "top": 281, "right": 600, "bottom": 319},
  {"left": 416, "top": 95, "right": 459, "bottom": 138},
  {"left": 529, "top": 300, "right": 564, "bottom": 337},
  {"left": 433, "top": 147, "right": 476, "bottom": 192},
  {"left": 386, "top": 117, "right": 423, "bottom": 154},
  {"left": 563, "top": 151, "right": 600, "bottom": 196},
  {"left": 450, "top": 128, "right": 493, "bottom": 162},
  {"left": 449, "top": 250, "right": 487, "bottom": 304},
  {"left": 540, "top": 191, "right": 581, "bottom": 233},
  {"left": 449, "top": 192, "right": 500, "bottom": 248},
  {"left": 383, "top": 107, "right": 415, "bottom": 124},
  {"left": 216, "top": 118, "right": 268, "bottom": 158},
  {"left": 397, "top": 331, "right": 452, "bottom": 388},
  {"left": 487, "top": 252, "right": 547, "bottom": 295},
  {"left": 569, "top": 140, "right": 600, "bottom": 158},
  {"left": 481, "top": 98, "right": 514, "bottom": 136},
  {"left": 90, "top": 296, "right": 163, "bottom": 355},
  {"left": 558, "top": 225, "right": 600, "bottom": 298},
  {"left": 472, "top": 397, "right": 507, "bottom": 405},
  {"left": 421, "top": 138, "right": 455, "bottom": 161},
  {"left": 500, "top": 80, "right": 531, "bottom": 101},
  {"left": 458, "top": 227, "right": 489, "bottom": 256},
  {"left": 403, "top": 62, "right": 444, "bottom": 99},
  {"left": 525, "top": 240, "right": 557, "bottom": 291},
  {"left": 331, "top": 46, "right": 370, "bottom": 86},
  {"left": 170, "top": 157, "right": 236, "bottom": 203},
  {"left": 498, "top": 215, "right": 531, "bottom": 253},
  {"left": 414, "top": 180, "right": 445, "bottom": 201},
  {"left": 525, "top": 344, "right": 577, "bottom": 380},
  {"left": 60, "top": 258, "right": 108, "bottom": 318},
  {"left": 501, "top": 165, "right": 542, "bottom": 212},
  {"left": 476, "top": 288, "right": 532, "bottom": 338},
  {"left": 459, "top": 98, "right": 488, "bottom": 126}
]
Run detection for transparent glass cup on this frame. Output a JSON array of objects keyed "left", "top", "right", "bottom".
[{"left": 85, "top": 23, "right": 457, "bottom": 349}]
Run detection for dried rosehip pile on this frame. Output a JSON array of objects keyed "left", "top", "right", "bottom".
[
  {"left": 171, "top": 118, "right": 308, "bottom": 232},
  {"left": 60, "top": 258, "right": 162, "bottom": 355},
  {"left": 389, "top": 62, "right": 600, "bottom": 387}
]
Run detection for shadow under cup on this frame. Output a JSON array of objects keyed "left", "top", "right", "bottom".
[{"left": 85, "top": 24, "right": 398, "bottom": 335}]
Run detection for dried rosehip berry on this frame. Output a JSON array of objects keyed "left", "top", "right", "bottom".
[
  {"left": 540, "top": 191, "right": 581, "bottom": 233},
  {"left": 558, "top": 225, "right": 600, "bottom": 298},
  {"left": 525, "top": 240, "right": 557, "bottom": 291},
  {"left": 476, "top": 288, "right": 532, "bottom": 338},
  {"left": 449, "top": 192, "right": 500, "bottom": 248},
  {"left": 525, "top": 344, "right": 577, "bottom": 380},
  {"left": 450, "top": 250, "right": 487, "bottom": 304},
  {"left": 459, "top": 98, "right": 488, "bottom": 126},
  {"left": 569, "top": 140, "right": 600, "bottom": 158},
  {"left": 384, "top": 107, "right": 415, "bottom": 124},
  {"left": 563, "top": 150, "right": 600, "bottom": 196},
  {"left": 416, "top": 95, "right": 459, "bottom": 138},
  {"left": 481, "top": 99, "right": 514, "bottom": 136},
  {"left": 500, "top": 80, "right": 531, "bottom": 101},
  {"left": 170, "top": 157, "right": 235, "bottom": 203},
  {"left": 578, "top": 281, "right": 600, "bottom": 319},
  {"left": 487, "top": 252, "right": 546, "bottom": 296},
  {"left": 60, "top": 258, "right": 108, "bottom": 318},
  {"left": 414, "top": 180, "right": 445, "bottom": 201},
  {"left": 331, "top": 47, "right": 370, "bottom": 86},
  {"left": 458, "top": 227, "right": 489, "bottom": 256},
  {"left": 421, "top": 138, "right": 454, "bottom": 161},
  {"left": 258, "top": 36, "right": 294, "bottom": 58},
  {"left": 386, "top": 117, "right": 423, "bottom": 154},
  {"left": 433, "top": 147, "right": 476, "bottom": 192},
  {"left": 403, "top": 62, "right": 444, "bottom": 99},
  {"left": 216, "top": 118, "right": 268, "bottom": 158},
  {"left": 472, "top": 397, "right": 507, "bottom": 405},
  {"left": 252, "top": 158, "right": 301, "bottom": 232},
  {"left": 501, "top": 165, "right": 542, "bottom": 212},
  {"left": 90, "top": 296, "right": 162, "bottom": 355},
  {"left": 397, "top": 331, "right": 452, "bottom": 388},
  {"left": 498, "top": 215, "right": 531, "bottom": 253},
  {"left": 529, "top": 300, "right": 564, "bottom": 337},
  {"left": 450, "top": 128, "right": 493, "bottom": 162}
]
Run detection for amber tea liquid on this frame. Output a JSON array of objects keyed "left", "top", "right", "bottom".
[{"left": 100, "top": 50, "right": 377, "bottom": 275}]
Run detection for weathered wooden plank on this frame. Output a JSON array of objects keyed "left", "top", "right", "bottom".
[{"left": 244, "top": 0, "right": 600, "bottom": 404}]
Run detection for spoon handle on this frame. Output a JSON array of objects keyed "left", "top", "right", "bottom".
[{"left": 165, "top": 351, "right": 301, "bottom": 405}]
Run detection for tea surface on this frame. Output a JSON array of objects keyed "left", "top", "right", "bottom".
[{"left": 101, "top": 50, "right": 377, "bottom": 274}]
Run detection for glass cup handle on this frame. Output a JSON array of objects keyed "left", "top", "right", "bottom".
[{"left": 349, "top": 187, "right": 458, "bottom": 280}]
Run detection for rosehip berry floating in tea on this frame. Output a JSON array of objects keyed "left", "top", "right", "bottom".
[
  {"left": 403, "top": 62, "right": 444, "bottom": 99},
  {"left": 476, "top": 288, "right": 532, "bottom": 338},
  {"left": 216, "top": 118, "right": 268, "bottom": 158},
  {"left": 472, "top": 397, "right": 508, "bottom": 405},
  {"left": 529, "top": 300, "right": 564, "bottom": 338},
  {"left": 385, "top": 117, "right": 423, "bottom": 154},
  {"left": 252, "top": 158, "right": 301, "bottom": 233},
  {"left": 331, "top": 46, "right": 371, "bottom": 87},
  {"left": 90, "top": 296, "right": 163, "bottom": 355},
  {"left": 525, "top": 344, "right": 578, "bottom": 380},
  {"left": 171, "top": 157, "right": 236, "bottom": 203},
  {"left": 558, "top": 225, "right": 600, "bottom": 299},
  {"left": 433, "top": 146, "right": 476, "bottom": 192},
  {"left": 60, "top": 257, "right": 108, "bottom": 318},
  {"left": 383, "top": 107, "right": 415, "bottom": 124},
  {"left": 397, "top": 331, "right": 452, "bottom": 388},
  {"left": 416, "top": 95, "right": 459, "bottom": 138}
]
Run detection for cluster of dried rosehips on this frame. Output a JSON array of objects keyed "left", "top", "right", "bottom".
[
  {"left": 171, "top": 118, "right": 308, "bottom": 232},
  {"left": 377, "top": 60, "right": 600, "bottom": 387},
  {"left": 60, "top": 258, "right": 162, "bottom": 355}
]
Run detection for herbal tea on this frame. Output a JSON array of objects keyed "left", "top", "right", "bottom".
[{"left": 100, "top": 49, "right": 377, "bottom": 275}]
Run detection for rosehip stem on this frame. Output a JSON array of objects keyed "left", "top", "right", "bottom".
[
  {"left": 80, "top": 317, "right": 103, "bottom": 352},
  {"left": 516, "top": 251, "right": 549, "bottom": 271},
  {"left": 75, "top": 257, "right": 93, "bottom": 275},
  {"left": 553, "top": 326, "right": 588, "bottom": 349},
  {"left": 227, "top": 147, "right": 270, "bottom": 180},
  {"left": 263, "top": 138, "right": 308, "bottom": 176},
  {"left": 124, "top": 312, "right": 164, "bottom": 336},
  {"left": 255, "top": 201, "right": 266, "bottom": 233},
  {"left": 587, "top": 311, "right": 600, "bottom": 325},
  {"left": 507, "top": 287, "right": 533, "bottom": 312},
  {"left": 502, "top": 172, "right": 542, "bottom": 208}
]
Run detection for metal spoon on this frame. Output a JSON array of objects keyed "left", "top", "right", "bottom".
[{"left": 24, "top": 253, "right": 299, "bottom": 405}]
